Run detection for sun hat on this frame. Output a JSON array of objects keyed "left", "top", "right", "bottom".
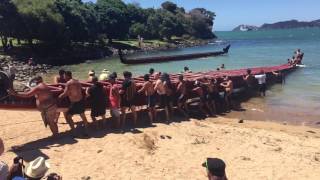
[
  {"left": 25, "top": 156, "right": 50, "bottom": 179},
  {"left": 102, "top": 69, "right": 109, "bottom": 74},
  {"left": 202, "top": 158, "right": 226, "bottom": 177}
]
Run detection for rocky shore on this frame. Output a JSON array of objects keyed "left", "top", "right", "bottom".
[
  {"left": 0, "top": 55, "right": 52, "bottom": 85},
  {"left": 0, "top": 38, "right": 213, "bottom": 84}
]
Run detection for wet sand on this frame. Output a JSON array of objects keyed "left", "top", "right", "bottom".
[{"left": 1, "top": 109, "right": 320, "bottom": 180}]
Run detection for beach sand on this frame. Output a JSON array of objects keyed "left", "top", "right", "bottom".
[{"left": 1, "top": 109, "right": 320, "bottom": 180}]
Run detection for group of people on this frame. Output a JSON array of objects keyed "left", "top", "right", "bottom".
[{"left": 288, "top": 49, "right": 304, "bottom": 65}]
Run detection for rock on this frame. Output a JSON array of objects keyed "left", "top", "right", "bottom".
[{"left": 238, "top": 119, "right": 244, "bottom": 123}]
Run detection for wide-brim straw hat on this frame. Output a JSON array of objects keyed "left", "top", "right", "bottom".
[
  {"left": 25, "top": 156, "right": 50, "bottom": 179},
  {"left": 102, "top": 69, "right": 109, "bottom": 74}
]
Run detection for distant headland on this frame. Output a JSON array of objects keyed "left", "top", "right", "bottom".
[{"left": 233, "top": 19, "right": 320, "bottom": 31}]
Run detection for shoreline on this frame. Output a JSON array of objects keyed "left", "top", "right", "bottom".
[{"left": 0, "top": 109, "right": 319, "bottom": 179}]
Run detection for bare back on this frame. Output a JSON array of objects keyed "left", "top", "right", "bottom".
[
  {"left": 65, "top": 79, "right": 83, "bottom": 102},
  {"left": 144, "top": 81, "right": 155, "bottom": 96}
]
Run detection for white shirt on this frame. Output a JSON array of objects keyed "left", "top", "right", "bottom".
[{"left": 255, "top": 74, "right": 266, "bottom": 84}]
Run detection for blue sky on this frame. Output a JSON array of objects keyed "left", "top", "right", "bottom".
[{"left": 83, "top": 0, "right": 319, "bottom": 31}]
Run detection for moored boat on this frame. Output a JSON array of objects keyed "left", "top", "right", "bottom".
[{"left": 119, "top": 45, "right": 231, "bottom": 64}]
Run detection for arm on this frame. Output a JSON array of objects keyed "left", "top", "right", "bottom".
[
  {"left": 10, "top": 87, "right": 38, "bottom": 98},
  {"left": 59, "top": 82, "right": 69, "bottom": 98},
  {"left": 138, "top": 83, "right": 146, "bottom": 94}
]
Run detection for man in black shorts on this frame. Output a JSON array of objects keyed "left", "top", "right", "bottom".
[
  {"left": 176, "top": 74, "right": 189, "bottom": 117},
  {"left": 120, "top": 71, "right": 138, "bottom": 126}
]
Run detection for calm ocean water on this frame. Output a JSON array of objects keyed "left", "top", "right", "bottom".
[{"left": 47, "top": 28, "right": 320, "bottom": 126}]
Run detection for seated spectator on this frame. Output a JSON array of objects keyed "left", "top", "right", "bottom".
[
  {"left": 202, "top": 158, "right": 228, "bottom": 180},
  {"left": 24, "top": 156, "right": 50, "bottom": 180},
  {"left": 0, "top": 138, "right": 9, "bottom": 180}
]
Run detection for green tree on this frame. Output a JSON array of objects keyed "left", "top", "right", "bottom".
[{"left": 161, "top": 1, "right": 177, "bottom": 13}]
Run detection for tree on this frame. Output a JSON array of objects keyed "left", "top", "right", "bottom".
[
  {"left": 96, "top": 0, "right": 129, "bottom": 42},
  {"left": 12, "top": 0, "right": 64, "bottom": 45},
  {"left": 161, "top": 1, "right": 177, "bottom": 13},
  {"left": 187, "top": 8, "right": 216, "bottom": 39}
]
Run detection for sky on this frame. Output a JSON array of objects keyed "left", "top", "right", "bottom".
[{"left": 83, "top": 0, "right": 320, "bottom": 31}]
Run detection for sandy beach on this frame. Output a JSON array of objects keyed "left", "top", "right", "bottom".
[{"left": 0, "top": 109, "right": 320, "bottom": 180}]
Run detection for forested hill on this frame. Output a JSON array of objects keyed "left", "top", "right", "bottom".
[{"left": 0, "top": 0, "right": 216, "bottom": 49}]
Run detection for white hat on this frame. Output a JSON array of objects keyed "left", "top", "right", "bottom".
[
  {"left": 25, "top": 156, "right": 50, "bottom": 179},
  {"left": 102, "top": 69, "right": 109, "bottom": 74}
]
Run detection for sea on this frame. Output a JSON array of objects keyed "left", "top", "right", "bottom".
[{"left": 46, "top": 28, "right": 320, "bottom": 127}]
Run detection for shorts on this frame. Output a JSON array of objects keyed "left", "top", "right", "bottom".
[
  {"left": 67, "top": 99, "right": 85, "bottom": 115},
  {"left": 147, "top": 95, "right": 156, "bottom": 108},
  {"left": 160, "top": 94, "right": 170, "bottom": 107},
  {"left": 110, "top": 108, "right": 120, "bottom": 118},
  {"left": 177, "top": 94, "right": 187, "bottom": 104},
  {"left": 259, "top": 83, "right": 266, "bottom": 93},
  {"left": 209, "top": 92, "right": 221, "bottom": 102},
  {"left": 121, "top": 97, "right": 135, "bottom": 108},
  {"left": 200, "top": 95, "right": 208, "bottom": 103}
]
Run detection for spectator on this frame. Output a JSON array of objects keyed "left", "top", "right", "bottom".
[
  {"left": 202, "top": 158, "right": 228, "bottom": 180},
  {"left": 0, "top": 138, "right": 9, "bottom": 180}
]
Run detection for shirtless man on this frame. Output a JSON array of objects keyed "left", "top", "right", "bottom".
[
  {"left": 53, "top": 69, "right": 66, "bottom": 84},
  {"left": 243, "top": 69, "right": 256, "bottom": 94},
  {"left": 220, "top": 76, "right": 233, "bottom": 111},
  {"left": 176, "top": 75, "right": 189, "bottom": 117},
  {"left": 154, "top": 73, "right": 170, "bottom": 122},
  {"left": 9, "top": 76, "right": 61, "bottom": 136},
  {"left": 204, "top": 77, "right": 218, "bottom": 114},
  {"left": 59, "top": 71, "right": 89, "bottom": 135},
  {"left": 193, "top": 81, "right": 210, "bottom": 116},
  {"left": 138, "top": 74, "right": 156, "bottom": 124}
]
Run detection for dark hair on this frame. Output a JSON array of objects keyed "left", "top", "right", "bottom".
[
  {"left": 59, "top": 69, "right": 65, "bottom": 76},
  {"left": 92, "top": 76, "right": 98, "bottom": 83},
  {"left": 34, "top": 76, "right": 43, "bottom": 83},
  {"left": 123, "top": 71, "right": 132, "bottom": 78},
  {"left": 111, "top": 72, "right": 117, "bottom": 78},
  {"left": 65, "top": 71, "right": 72, "bottom": 78},
  {"left": 149, "top": 68, "right": 154, "bottom": 75},
  {"left": 144, "top": 74, "right": 150, "bottom": 81},
  {"left": 178, "top": 74, "right": 183, "bottom": 81},
  {"left": 184, "top": 66, "right": 189, "bottom": 71},
  {"left": 247, "top": 69, "right": 251, "bottom": 74}
]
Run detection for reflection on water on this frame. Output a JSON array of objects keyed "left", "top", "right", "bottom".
[{"left": 45, "top": 28, "right": 320, "bottom": 127}]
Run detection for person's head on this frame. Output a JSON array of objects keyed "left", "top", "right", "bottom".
[
  {"left": 123, "top": 71, "right": 132, "bottom": 79},
  {"left": 0, "top": 138, "right": 4, "bottom": 156},
  {"left": 154, "top": 72, "right": 161, "bottom": 80},
  {"left": 108, "top": 73, "right": 116, "bottom": 83},
  {"left": 297, "top": 49, "right": 301, "bottom": 52},
  {"left": 144, "top": 74, "right": 150, "bottom": 81},
  {"left": 111, "top": 72, "right": 117, "bottom": 78},
  {"left": 221, "top": 64, "right": 225, "bottom": 68},
  {"left": 149, "top": 68, "right": 155, "bottom": 75},
  {"left": 64, "top": 71, "right": 72, "bottom": 81},
  {"left": 46, "top": 173, "right": 62, "bottom": 180},
  {"left": 34, "top": 76, "right": 43, "bottom": 84},
  {"left": 25, "top": 157, "right": 50, "bottom": 180},
  {"left": 58, "top": 69, "right": 65, "bottom": 77},
  {"left": 161, "top": 73, "right": 169, "bottom": 82},
  {"left": 246, "top": 69, "right": 252, "bottom": 75},
  {"left": 202, "top": 158, "right": 227, "bottom": 180},
  {"left": 88, "top": 70, "right": 95, "bottom": 77},
  {"left": 91, "top": 76, "right": 98, "bottom": 84},
  {"left": 178, "top": 74, "right": 184, "bottom": 82},
  {"left": 216, "top": 68, "right": 220, "bottom": 71},
  {"left": 292, "top": 56, "right": 295, "bottom": 59},
  {"left": 184, "top": 66, "right": 189, "bottom": 72}
]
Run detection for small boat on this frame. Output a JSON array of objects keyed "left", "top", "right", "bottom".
[{"left": 119, "top": 45, "right": 231, "bottom": 64}]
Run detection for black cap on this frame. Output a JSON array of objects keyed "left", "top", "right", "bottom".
[{"left": 202, "top": 158, "right": 226, "bottom": 177}]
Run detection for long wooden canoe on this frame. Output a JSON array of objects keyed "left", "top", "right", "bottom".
[
  {"left": 0, "top": 61, "right": 299, "bottom": 110},
  {"left": 119, "top": 45, "right": 231, "bottom": 64}
]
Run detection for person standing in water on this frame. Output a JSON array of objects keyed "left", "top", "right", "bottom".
[
  {"left": 254, "top": 70, "right": 267, "bottom": 96},
  {"left": 138, "top": 74, "right": 157, "bottom": 124},
  {"left": 59, "top": 71, "right": 89, "bottom": 136},
  {"left": 9, "top": 76, "right": 61, "bottom": 137}
]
